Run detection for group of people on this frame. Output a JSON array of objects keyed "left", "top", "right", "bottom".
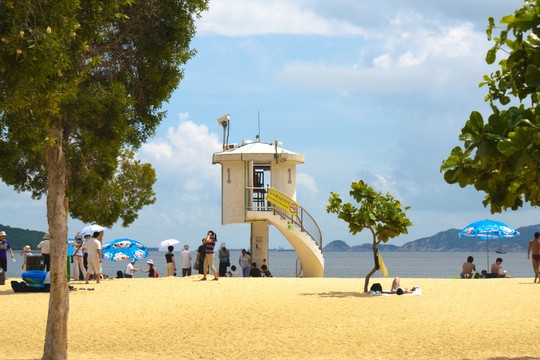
[{"left": 123, "top": 230, "right": 274, "bottom": 279}]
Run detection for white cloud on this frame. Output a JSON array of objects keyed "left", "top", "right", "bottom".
[
  {"left": 297, "top": 172, "right": 317, "bottom": 194},
  {"left": 280, "top": 17, "right": 487, "bottom": 93},
  {"left": 197, "top": 0, "right": 364, "bottom": 36},
  {"left": 140, "top": 113, "right": 221, "bottom": 185}
]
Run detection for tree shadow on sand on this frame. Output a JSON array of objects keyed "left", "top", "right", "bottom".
[
  {"left": 300, "top": 291, "right": 371, "bottom": 298},
  {"left": 484, "top": 357, "right": 540, "bottom": 360}
]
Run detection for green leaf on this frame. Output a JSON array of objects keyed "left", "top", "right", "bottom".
[{"left": 486, "top": 47, "right": 497, "bottom": 64}]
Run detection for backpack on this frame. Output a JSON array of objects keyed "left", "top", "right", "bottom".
[{"left": 370, "top": 283, "right": 382, "bottom": 292}]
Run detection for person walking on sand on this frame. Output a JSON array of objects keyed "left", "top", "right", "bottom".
[
  {"left": 165, "top": 245, "right": 176, "bottom": 277},
  {"left": 0, "top": 231, "right": 15, "bottom": 273},
  {"left": 201, "top": 230, "right": 218, "bottom": 281},
  {"left": 180, "top": 244, "right": 192, "bottom": 277},
  {"left": 527, "top": 232, "right": 540, "bottom": 283},
  {"left": 84, "top": 232, "right": 102, "bottom": 284},
  {"left": 37, "top": 234, "right": 51, "bottom": 271},
  {"left": 239, "top": 248, "right": 251, "bottom": 277},
  {"left": 461, "top": 256, "right": 476, "bottom": 278}
]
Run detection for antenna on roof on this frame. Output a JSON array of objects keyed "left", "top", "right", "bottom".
[{"left": 256, "top": 111, "right": 261, "bottom": 142}]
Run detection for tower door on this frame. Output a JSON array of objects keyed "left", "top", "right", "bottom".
[{"left": 253, "top": 164, "right": 270, "bottom": 210}]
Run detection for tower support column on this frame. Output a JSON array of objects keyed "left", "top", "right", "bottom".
[{"left": 250, "top": 221, "right": 269, "bottom": 269}]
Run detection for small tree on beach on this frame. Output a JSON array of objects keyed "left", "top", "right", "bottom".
[
  {"left": 441, "top": 1, "right": 540, "bottom": 213},
  {"left": 327, "top": 180, "right": 413, "bottom": 292},
  {"left": 0, "top": 1, "right": 208, "bottom": 359}
]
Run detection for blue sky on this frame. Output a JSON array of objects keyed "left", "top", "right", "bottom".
[{"left": 1, "top": 0, "right": 537, "bottom": 249}]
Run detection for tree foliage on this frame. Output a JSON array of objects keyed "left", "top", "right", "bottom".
[
  {"left": 0, "top": 1, "right": 208, "bottom": 359},
  {"left": 327, "top": 180, "right": 413, "bottom": 292},
  {"left": 441, "top": 0, "right": 540, "bottom": 213}
]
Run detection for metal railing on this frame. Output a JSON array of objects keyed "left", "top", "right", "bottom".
[{"left": 245, "top": 186, "right": 323, "bottom": 251}]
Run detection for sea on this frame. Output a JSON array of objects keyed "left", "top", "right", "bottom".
[{"left": 3, "top": 250, "right": 535, "bottom": 280}]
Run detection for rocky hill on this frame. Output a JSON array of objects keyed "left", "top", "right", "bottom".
[{"left": 323, "top": 224, "right": 539, "bottom": 252}]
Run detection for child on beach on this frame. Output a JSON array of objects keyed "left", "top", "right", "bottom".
[
  {"left": 20, "top": 245, "right": 32, "bottom": 271},
  {"left": 261, "top": 264, "right": 272, "bottom": 277}
]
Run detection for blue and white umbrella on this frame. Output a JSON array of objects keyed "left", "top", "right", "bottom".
[
  {"left": 459, "top": 219, "right": 519, "bottom": 269},
  {"left": 101, "top": 238, "right": 149, "bottom": 262}
]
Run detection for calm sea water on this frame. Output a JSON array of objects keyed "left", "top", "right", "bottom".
[{"left": 4, "top": 250, "right": 534, "bottom": 280}]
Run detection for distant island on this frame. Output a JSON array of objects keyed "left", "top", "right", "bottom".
[{"left": 323, "top": 224, "right": 540, "bottom": 252}]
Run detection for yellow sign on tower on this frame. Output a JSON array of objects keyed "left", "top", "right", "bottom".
[{"left": 265, "top": 188, "right": 299, "bottom": 215}]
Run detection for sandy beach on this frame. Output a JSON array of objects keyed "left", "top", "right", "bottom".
[{"left": 1, "top": 276, "right": 538, "bottom": 360}]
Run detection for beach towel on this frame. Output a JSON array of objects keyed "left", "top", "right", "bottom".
[{"left": 370, "top": 288, "right": 422, "bottom": 296}]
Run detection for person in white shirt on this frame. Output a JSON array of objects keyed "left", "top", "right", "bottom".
[
  {"left": 37, "top": 234, "right": 51, "bottom": 271},
  {"left": 124, "top": 260, "right": 139, "bottom": 278},
  {"left": 84, "top": 232, "right": 102, "bottom": 284},
  {"left": 71, "top": 234, "right": 86, "bottom": 281},
  {"left": 180, "top": 244, "right": 192, "bottom": 277},
  {"left": 227, "top": 265, "right": 241, "bottom": 277}
]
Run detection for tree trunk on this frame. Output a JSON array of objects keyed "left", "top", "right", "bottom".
[
  {"left": 364, "top": 240, "right": 379, "bottom": 293},
  {"left": 42, "top": 126, "right": 69, "bottom": 360}
]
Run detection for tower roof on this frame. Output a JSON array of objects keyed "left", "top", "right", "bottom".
[{"left": 213, "top": 141, "right": 304, "bottom": 164}]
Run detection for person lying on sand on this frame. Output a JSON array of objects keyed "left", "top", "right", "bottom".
[{"left": 384, "top": 277, "right": 417, "bottom": 295}]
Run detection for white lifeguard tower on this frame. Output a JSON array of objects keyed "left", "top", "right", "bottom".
[{"left": 212, "top": 115, "right": 324, "bottom": 277}]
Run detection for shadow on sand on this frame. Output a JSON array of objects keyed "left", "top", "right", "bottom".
[{"left": 300, "top": 291, "right": 370, "bottom": 298}]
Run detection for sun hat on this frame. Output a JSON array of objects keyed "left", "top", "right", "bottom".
[
  {"left": 43, "top": 234, "right": 50, "bottom": 239},
  {"left": 220, "top": 242, "right": 226, "bottom": 248},
  {"left": 147, "top": 259, "right": 154, "bottom": 265},
  {"left": 0, "top": 231, "right": 6, "bottom": 236},
  {"left": 84, "top": 234, "right": 91, "bottom": 237},
  {"left": 23, "top": 245, "right": 31, "bottom": 251},
  {"left": 184, "top": 244, "right": 189, "bottom": 249}
]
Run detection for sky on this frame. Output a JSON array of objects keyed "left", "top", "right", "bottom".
[{"left": 1, "top": 0, "right": 537, "bottom": 250}]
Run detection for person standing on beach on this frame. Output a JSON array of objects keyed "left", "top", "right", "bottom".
[
  {"left": 461, "top": 256, "right": 476, "bottom": 278},
  {"left": 0, "top": 231, "right": 15, "bottom": 273},
  {"left": 72, "top": 235, "right": 86, "bottom": 281},
  {"left": 239, "top": 249, "right": 251, "bottom": 277},
  {"left": 37, "top": 234, "right": 51, "bottom": 271},
  {"left": 165, "top": 245, "right": 176, "bottom": 277},
  {"left": 196, "top": 239, "right": 206, "bottom": 275},
  {"left": 84, "top": 232, "right": 102, "bottom": 284},
  {"left": 180, "top": 244, "right": 192, "bottom": 277},
  {"left": 201, "top": 230, "right": 219, "bottom": 281},
  {"left": 527, "top": 232, "right": 540, "bottom": 283},
  {"left": 218, "top": 242, "right": 230, "bottom": 277}
]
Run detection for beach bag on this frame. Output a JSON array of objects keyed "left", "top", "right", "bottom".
[
  {"left": 370, "top": 283, "right": 382, "bottom": 292},
  {"left": 193, "top": 261, "right": 199, "bottom": 271}
]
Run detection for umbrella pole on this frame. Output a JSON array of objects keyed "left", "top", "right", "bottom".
[{"left": 487, "top": 238, "right": 489, "bottom": 272}]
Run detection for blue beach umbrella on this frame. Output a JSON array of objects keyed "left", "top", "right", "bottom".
[
  {"left": 101, "top": 238, "right": 149, "bottom": 262},
  {"left": 459, "top": 219, "right": 519, "bottom": 270}
]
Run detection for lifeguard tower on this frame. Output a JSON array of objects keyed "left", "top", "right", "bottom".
[{"left": 212, "top": 115, "right": 324, "bottom": 277}]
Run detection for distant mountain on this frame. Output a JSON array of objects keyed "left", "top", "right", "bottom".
[
  {"left": 324, "top": 224, "right": 540, "bottom": 252},
  {"left": 323, "top": 240, "right": 350, "bottom": 251},
  {"left": 0, "top": 224, "right": 46, "bottom": 250}
]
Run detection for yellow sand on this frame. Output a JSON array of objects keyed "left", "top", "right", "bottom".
[{"left": 1, "top": 276, "right": 538, "bottom": 360}]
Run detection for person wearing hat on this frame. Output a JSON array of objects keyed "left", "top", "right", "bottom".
[
  {"left": 84, "top": 233, "right": 102, "bottom": 284},
  {"left": 124, "top": 260, "right": 140, "bottom": 278},
  {"left": 37, "top": 234, "right": 51, "bottom": 271},
  {"left": 140, "top": 259, "right": 158, "bottom": 278},
  {"left": 218, "top": 242, "right": 230, "bottom": 277},
  {"left": 72, "top": 234, "right": 86, "bottom": 281},
  {"left": 20, "top": 245, "right": 32, "bottom": 271},
  {"left": 0, "top": 231, "right": 15, "bottom": 273},
  {"left": 180, "top": 244, "right": 192, "bottom": 277}
]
